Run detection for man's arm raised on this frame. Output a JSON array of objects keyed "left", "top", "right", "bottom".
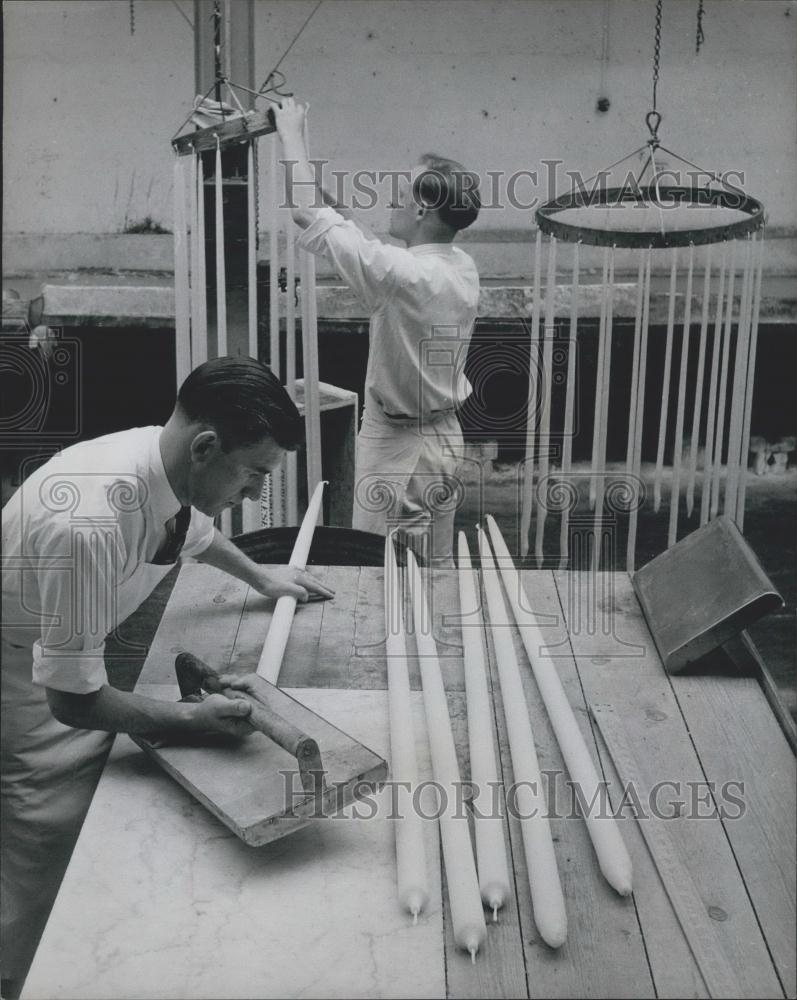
[{"left": 274, "top": 97, "right": 376, "bottom": 238}]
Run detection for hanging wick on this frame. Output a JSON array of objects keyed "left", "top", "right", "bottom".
[
  {"left": 469, "top": 946, "right": 477, "bottom": 965},
  {"left": 492, "top": 905, "right": 499, "bottom": 923},
  {"left": 412, "top": 909, "right": 418, "bottom": 926}
]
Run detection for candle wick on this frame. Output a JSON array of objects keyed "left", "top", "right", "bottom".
[
  {"left": 412, "top": 909, "right": 418, "bottom": 926},
  {"left": 492, "top": 905, "right": 498, "bottom": 923},
  {"left": 469, "top": 946, "right": 477, "bottom": 965}
]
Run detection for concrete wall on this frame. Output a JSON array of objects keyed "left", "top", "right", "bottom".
[
  {"left": 255, "top": 0, "right": 797, "bottom": 233},
  {"left": 3, "top": 0, "right": 193, "bottom": 234},
  {"left": 4, "top": 0, "right": 796, "bottom": 241}
]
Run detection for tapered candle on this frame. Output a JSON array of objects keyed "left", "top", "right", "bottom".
[
  {"left": 172, "top": 154, "right": 191, "bottom": 389},
  {"left": 407, "top": 550, "right": 486, "bottom": 962},
  {"left": 214, "top": 137, "right": 231, "bottom": 537},
  {"left": 457, "top": 531, "right": 511, "bottom": 922},
  {"left": 214, "top": 138, "right": 228, "bottom": 355},
  {"left": 485, "top": 514, "right": 633, "bottom": 896},
  {"left": 284, "top": 212, "right": 298, "bottom": 525},
  {"left": 267, "top": 139, "right": 283, "bottom": 527},
  {"left": 257, "top": 481, "right": 326, "bottom": 684},
  {"left": 241, "top": 141, "right": 261, "bottom": 534},
  {"left": 477, "top": 527, "right": 567, "bottom": 948},
  {"left": 299, "top": 118, "right": 323, "bottom": 498},
  {"left": 385, "top": 536, "right": 429, "bottom": 923}
]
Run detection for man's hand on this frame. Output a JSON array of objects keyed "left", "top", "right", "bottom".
[
  {"left": 251, "top": 565, "right": 335, "bottom": 603},
  {"left": 195, "top": 529, "right": 333, "bottom": 602},
  {"left": 274, "top": 96, "right": 308, "bottom": 141},
  {"left": 193, "top": 692, "right": 253, "bottom": 739}
]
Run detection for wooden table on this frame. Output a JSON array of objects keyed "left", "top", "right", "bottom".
[{"left": 23, "top": 565, "right": 796, "bottom": 999}]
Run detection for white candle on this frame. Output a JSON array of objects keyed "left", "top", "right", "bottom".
[
  {"left": 299, "top": 118, "right": 323, "bottom": 498},
  {"left": 193, "top": 151, "right": 208, "bottom": 366},
  {"left": 256, "top": 481, "right": 326, "bottom": 684},
  {"left": 284, "top": 209, "right": 298, "bottom": 525},
  {"left": 477, "top": 527, "right": 567, "bottom": 949},
  {"left": 485, "top": 514, "right": 633, "bottom": 896},
  {"left": 172, "top": 154, "right": 192, "bottom": 389},
  {"left": 214, "top": 138, "right": 228, "bottom": 355},
  {"left": 384, "top": 535, "right": 429, "bottom": 923},
  {"left": 267, "top": 139, "right": 283, "bottom": 527},
  {"left": 457, "top": 531, "right": 510, "bottom": 922},
  {"left": 407, "top": 551, "right": 486, "bottom": 962}
]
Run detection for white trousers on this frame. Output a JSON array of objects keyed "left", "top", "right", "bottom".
[{"left": 352, "top": 406, "right": 465, "bottom": 564}]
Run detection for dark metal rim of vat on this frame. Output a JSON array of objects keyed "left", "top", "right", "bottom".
[{"left": 232, "top": 525, "right": 386, "bottom": 567}]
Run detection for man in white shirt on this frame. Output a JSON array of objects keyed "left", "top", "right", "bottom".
[
  {"left": 1, "top": 355, "right": 333, "bottom": 996},
  {"left": 276, "top": 98, "right": 481, "bottom": 563}
]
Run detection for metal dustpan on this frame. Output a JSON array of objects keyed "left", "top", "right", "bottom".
[
  {"left": 632, "top": 516, "right": 784, "bottom": 673},
  {"left": 133, "top": 653, "right": 388, "bottom": 846}
]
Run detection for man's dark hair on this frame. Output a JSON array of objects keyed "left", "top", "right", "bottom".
[
  {"left": 414, "top": 154, "right": 481, "bottom": 232},
  {"left": 176, "top": 356, "right": 304, "bottom": 451}
]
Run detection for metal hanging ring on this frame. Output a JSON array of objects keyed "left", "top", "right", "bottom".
[
  {"left": 646, "top": 110, "right": 662, "bottom": 143},
  {"left": 535, "top": 185, "right": 765, "bottom": 249}
]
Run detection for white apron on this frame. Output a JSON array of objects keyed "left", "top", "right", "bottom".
[{"left": 1, "top": 560, "right": 171, "bottom": 986}]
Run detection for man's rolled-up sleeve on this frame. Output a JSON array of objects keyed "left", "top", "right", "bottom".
[
  {"left": 181, "top": 508, "right": 215, "bottom": 558},
  {"left": 31, "top": 521, "right": 124, "bottom": 693},
  {"left": 297, "top": 207, "right": 416, "bottom": 312},
  {"left": 32, "top": 641, "right": 108, "bottom": 694}
]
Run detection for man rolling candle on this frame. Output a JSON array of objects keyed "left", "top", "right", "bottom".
[{"left": 0, "top": 357, "right": 333, "bottom": 997}]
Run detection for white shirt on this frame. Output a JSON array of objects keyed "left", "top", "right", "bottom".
[
  {"left": 297, "top": 207, "right": 480, "bottom": 419},
  {"left": 1, "top": 426, "right": 215, "bottom": 694}
]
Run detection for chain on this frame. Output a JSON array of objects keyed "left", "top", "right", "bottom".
[
  {"left": 652, "top": 0, "right": 662, "bottom": 113},
  {"left": 645, "top": 0, "right": 664, "bottom": 146},
  {"left": 129, "top": 0, "right": 135, "bottom": 35},
  {"left": 696, "top": 0, "right": 705, "bottom": 54}
]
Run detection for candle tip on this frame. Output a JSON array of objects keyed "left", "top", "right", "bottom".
[
  {"left": 492, "top": 906, "right": 498, "bottom": 923},
  {"left": 469, "top": 946, "right": 477, "bottom": 965},
  {"left": 412, "top": 910, "right": 418, "bottom": 926}
]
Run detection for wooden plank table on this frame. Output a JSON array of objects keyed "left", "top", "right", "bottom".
[{"left": 23, "top": 566, "right": 796, "bottom": 1000}]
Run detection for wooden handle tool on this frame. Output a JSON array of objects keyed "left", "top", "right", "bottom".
[{"left": 175, "top": 652, "right": 325, "bottom": 795}]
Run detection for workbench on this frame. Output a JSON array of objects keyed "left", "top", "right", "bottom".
[{"left": 23, "top": 564, "right": 796, "bottom": 999}]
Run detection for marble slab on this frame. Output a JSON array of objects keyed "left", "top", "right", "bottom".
[{"left": 23, "top": 690, "right": 445, "bottom": 1000}]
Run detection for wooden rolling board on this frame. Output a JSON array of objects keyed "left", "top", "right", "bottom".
[
  {"left": 22, "top": 690, "right": 446, "bottom": 1000},
  {"left": 131, "top": 565, "right": 388, "bottom": 847},
  {"left": 132, "top": 682, "right": 387, "bottom": 846},
  {"left": 553, "top": 570, "right": 785, "bottom": 999}
]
